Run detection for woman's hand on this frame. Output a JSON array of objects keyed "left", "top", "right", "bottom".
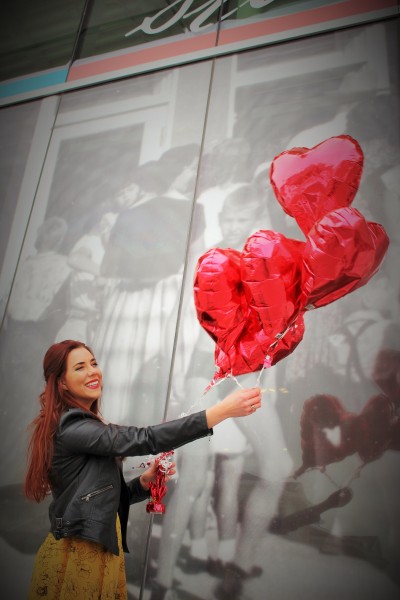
[
  {"left": 139, "top": 460, "right": 177, "bottom": 490},
  {"left": 205, "top": 387, "right": 262, "bottom": 428}
]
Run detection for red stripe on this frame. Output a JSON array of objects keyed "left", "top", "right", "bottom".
[
  {"left": 68, "top": 0, "right": 397, "bottom": 81},
  {"left": 219, "top": 0, "right": 397, "bottom": 44},
  {"left": 67, "top": 32, "right": 217, "bottom": 81}
]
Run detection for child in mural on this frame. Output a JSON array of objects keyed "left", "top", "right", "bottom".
[
  {"left": 196, "top": 137, "right": 253, "bottom": 247},
  {"left": 25, "top": 339, "right": 262, "bottom": 600},
  {"left": 151, "top": 182, "right": 293, "bottom": 600}
]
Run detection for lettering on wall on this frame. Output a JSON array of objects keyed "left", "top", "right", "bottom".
[{"left": 125, "top": 0, "right": 276, "bottom": 37}]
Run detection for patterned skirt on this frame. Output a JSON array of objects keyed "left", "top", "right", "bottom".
[{"left": 28, "top": 517, "right": 127, "bottom": 599}]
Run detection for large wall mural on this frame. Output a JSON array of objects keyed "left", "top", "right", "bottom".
[{"left": 0, "top": 16, "right": 399, "bottom": 600}]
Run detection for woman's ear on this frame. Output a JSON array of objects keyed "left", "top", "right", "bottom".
[{"left": 60, "top": 378, "right": 68, "bottom": 390}]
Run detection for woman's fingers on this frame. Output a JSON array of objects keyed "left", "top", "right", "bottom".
[
  {"left": 244, "top": 387, "right": 261, "bottom": 414},
  {"left": 242, "top": 387, "right": 262, "bottom": 414},
  {"left": 225, "top": 387, "right": 262, "bottom": 416}
]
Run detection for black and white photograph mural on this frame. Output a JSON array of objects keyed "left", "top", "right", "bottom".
[{"left": 0, "top": 12, "right": 399, "bottom": 600}]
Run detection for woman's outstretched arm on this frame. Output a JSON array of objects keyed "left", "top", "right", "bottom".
[{"left": 205, "top": 387, "right": 262, "bottom": 428}]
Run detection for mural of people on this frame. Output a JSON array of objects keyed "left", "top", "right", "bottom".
[
  {"left": 0, "top": 18, "right": 399, "bottom": 600},
  {"left": 93, "top": 147, "right": 201, "bottom": 427}
]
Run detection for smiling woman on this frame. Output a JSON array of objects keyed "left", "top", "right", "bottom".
[
  {"left": 61, "top": 347, "right": 103, "bottom": 408},
  {"left": 24, "top": 339, "right": 261, "bottom": 600}
]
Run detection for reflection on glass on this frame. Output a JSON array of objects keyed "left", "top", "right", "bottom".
[
  {"left": 147, "top": 19, "right": 400, "bottom": 600},
  {"left": 0, "top": 14, "right": 398, "bottom": 600},
  {"left": 0, "top": 61, "right": 212, "bottom": 598},
  {"left": 76, "top": 0, "right": 220, "bottom": 60}
]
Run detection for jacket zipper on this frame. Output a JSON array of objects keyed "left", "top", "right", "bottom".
[{"left": 81, "top": 484, "right": 114, "bottom": 502}]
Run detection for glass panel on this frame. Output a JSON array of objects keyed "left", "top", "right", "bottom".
[
  {"left": 0, "top": 0, "right": 86, "bottom": 81},
  {"left": 146, "top": 18, "right": 400, "bottom": 600},
  {"left": 0, "top": 97, "right": 59, "bottom": 322},
  {"left": 0, "top": 59, "right": 214, "bottom": 598},
  {"left": 0, "top": 102, "right": 41, "bottom": 283}
]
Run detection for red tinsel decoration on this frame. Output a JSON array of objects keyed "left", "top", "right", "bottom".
[{"left": 146, "top": 451, "right": 174, "bottom": 514}]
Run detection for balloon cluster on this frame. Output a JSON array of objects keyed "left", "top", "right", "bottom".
[{"left": 194, "top": 136, "right": 389, "bottom": 386}]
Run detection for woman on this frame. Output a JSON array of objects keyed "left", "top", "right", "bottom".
[{"left": 25, "top": 339, "right": 261, "bottom": 599}]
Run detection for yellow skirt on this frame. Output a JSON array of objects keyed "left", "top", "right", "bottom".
[{"left": 28, "top": 517, "right": 127, "bottom": 600}]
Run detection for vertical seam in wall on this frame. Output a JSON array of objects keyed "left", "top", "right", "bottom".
[
  {"left": 161, "top": 56, "right": 218, "bottom": 424},
  {"left": 66, "top": 0, "right": 95, "bottom": 78},
  {"left": 161, "top": 20, "right": 223, "bottom": 425}
]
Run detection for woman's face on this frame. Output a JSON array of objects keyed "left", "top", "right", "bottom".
[{"left": 62, "top": 347, "right": 102, "bottom": 406}]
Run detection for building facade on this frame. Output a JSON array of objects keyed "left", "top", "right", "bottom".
[{"left": 0, "top": 2, "right": 399, "bottom": 599}]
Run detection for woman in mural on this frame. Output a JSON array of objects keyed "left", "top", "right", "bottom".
[
  {"left": 25, "top": 339, "right": 262, "bottom": 600},
  {"left": 93, "top": 147, "right": 200, "bottom": 427}
]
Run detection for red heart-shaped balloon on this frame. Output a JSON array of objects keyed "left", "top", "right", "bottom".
[
  {"left": 213, "top": 313, "right": 305, "bottom": 381},
  {"left": 295, "top": 394, "right": 357, "bottom": 477},
  {"left": 241, "top": 230, "right": 305, "bottom": 337},
  {"left": 270, "top": 135, "right": 364, "bottom": 235},
  {"left": 301, "top": 207, "right": 389, "bottom": 309},
  {"left": 194, "top": 243, "right": 305, "bottom": 383},
  {"left": 194, "top": 247, "right": 251, "bottom": 352}
]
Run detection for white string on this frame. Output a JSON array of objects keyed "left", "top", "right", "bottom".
[
  {"left": 178, "top": 371, "right": 235, "bottom": 418},
  {"left": 179, "top": 309, "right": 302, "bottom": 420}
]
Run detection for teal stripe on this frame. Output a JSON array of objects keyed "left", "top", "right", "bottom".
[{"left": 0, "top": 68, "right": 68, "bottom": 99}]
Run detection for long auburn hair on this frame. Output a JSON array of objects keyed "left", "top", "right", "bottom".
[{"left": 24, "top": 340, "right": 100, "bottom": 502}]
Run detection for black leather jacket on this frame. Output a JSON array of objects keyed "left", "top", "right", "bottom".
[{"left": 48, "top": 408, "right": 212, "bottom": 555}]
